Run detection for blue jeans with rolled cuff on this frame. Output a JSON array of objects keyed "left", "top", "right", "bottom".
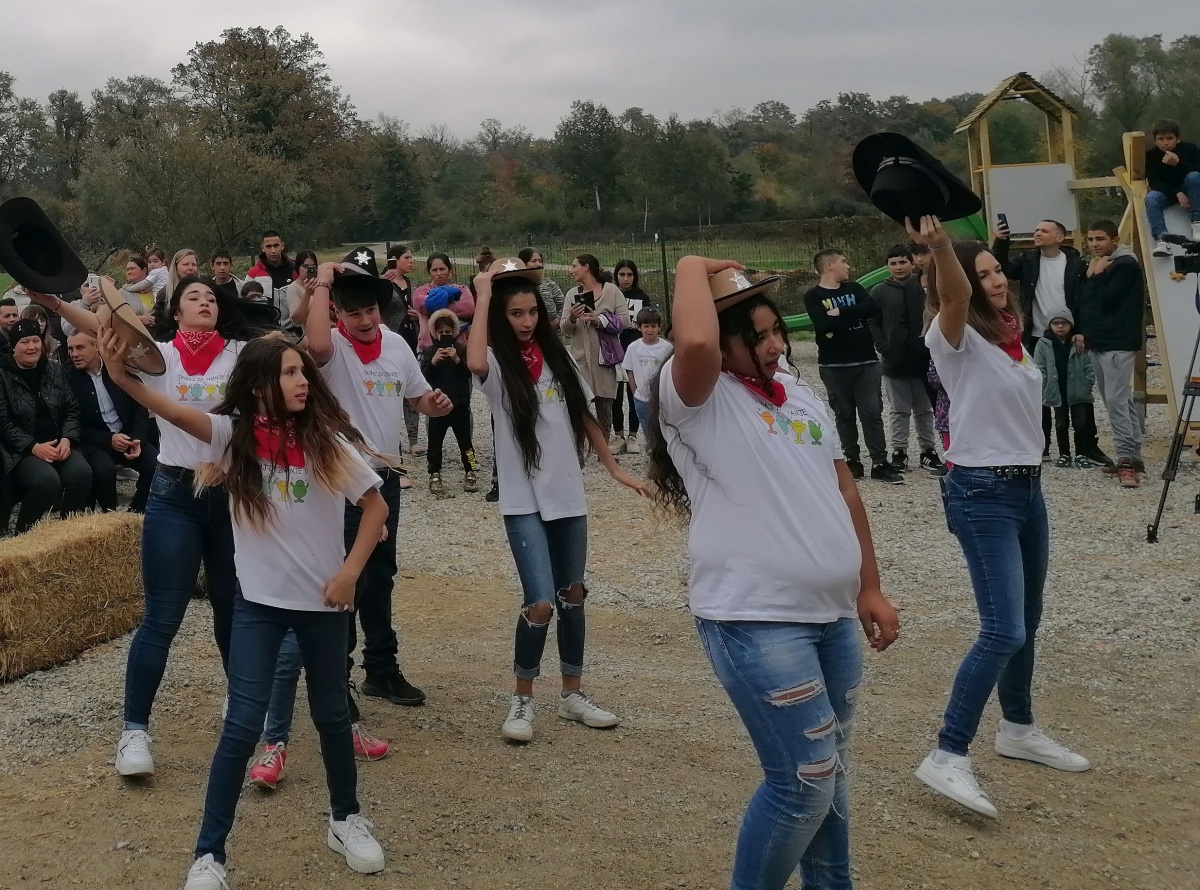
[
  {"left": 696, "top": 617, "right": 860, "bottom": 890},
  {"left": 502, "top": 512, "right": 588, "bottom": 680},
  {"left": 195, "top": 593, "right": 359, "bottom": 863},
  {"left": 123, "top": 464, "right": 237, "bottom": 729},
  {"left": 937, "top": 467, "right": 1049, "bottom": 757},
  {"left": 1145, "top": 170, "right": 1200, "bottom": 238}
]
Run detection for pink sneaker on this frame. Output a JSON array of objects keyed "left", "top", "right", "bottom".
[
  {"left": 352, "top": 724, "right": 390, "bottom": 761},
  {"left": 248, "top": 742, "right": 287, "bottom": 790}
]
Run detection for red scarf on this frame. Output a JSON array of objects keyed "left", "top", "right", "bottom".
[
  {"left": 173, "top": 330, "right": 226, "bottom": 376},
  {"left": 252, "top": 416, "right": 305, "bottom": 468},
  {"left": 519, "top": 339, "right": 544, "bottom": 383},
  {"left": 726, "top": 370, "right": 787, "bottom": 407},
  {"left": 998, "top": 310, "right": 1024, "bottom": 362},
  {"left": 337, "top": 321, "right": 383, "bottom": 364}
]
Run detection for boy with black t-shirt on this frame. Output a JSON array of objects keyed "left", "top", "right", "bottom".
[{"left": 804, "top": 249, "right": 903, "bottom": 484}]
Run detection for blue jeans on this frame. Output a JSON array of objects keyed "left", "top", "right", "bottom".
[
  {"left": 696, "top": 618, "right": 860, "bottom": 890},
  {"left": 938, "top": 467, "right": 1049, "bottom": 756},
  {"left": 633, "top": 398, "right": 654, "bottom": 449},
  {"left": 1145, "top": 171, "right": 1200, "bottom": 237},
  {"left": 124, "top": 465, "right": 237, "bottom": 729},
  {"left": 195, "top": 594, "right": 358, "bottom": 863},
  {"left": 264, "top": 631, "right": 303, "bottom": 743},
  {"left": 502, "top": 512, "right": 588, "bottom": 679}
]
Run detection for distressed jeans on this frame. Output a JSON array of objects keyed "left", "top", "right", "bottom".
[
  {"left": 696, "top": 617, "right": 861, "bottom": 890},
  {"left": 938, "top": 468, "right": 1049, "bottom": 756},
  {"left": 1091, "top": 350, "right": 1143, "bottom": 462}
]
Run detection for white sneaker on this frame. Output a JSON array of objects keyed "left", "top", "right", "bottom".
[
  {"left": 625, "top": 434, "right": 641, "bottom": 454},
  {"left": 184, "top": 854, "right": 229, "bottom": 889},
  {"left": 609, "top": 435, "right": 627, "bottom": 455},
  {"left": 915, "top": 751, "right": 998, "bottom": 818},
  {"left": 327, "top": 813, "right": 385, "bottom": 874},
  {"left": 115, "top": 729, "right": 155, "bottom": 777},
  {"left": 501, "top": 694, "right": 535, "bottom": 742},
  {"left": 994, "top": 726, "right": 1092, "bottom": 772},
  {"left": 558, "top": 691, "right": 620, "bottom": 728},
  {"left": 1152, "top": 239, "right": 1174, "bottom": 257}
]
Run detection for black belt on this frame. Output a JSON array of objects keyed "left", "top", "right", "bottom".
[
  {"left": 156, "top": 463, "right": 195, "bottom": 482},
  {"left": 984, "top": 465, "right": 1041, "bottom": 478}
]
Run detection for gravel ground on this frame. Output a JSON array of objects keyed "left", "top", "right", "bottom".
[{"left": 0, "top": 339, "right": 1197, "bottom": 889}]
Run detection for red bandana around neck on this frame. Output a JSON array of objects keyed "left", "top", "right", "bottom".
[
  {"left": 337, "top": 321, "right": 382, "bottom": 364},
  {"left": 173, "top": 330, "right": 227, "bottom": 376},
  {"left": 997, "top": 310, "right": 1024, "bottom": 362},
  {"left": 726, "top": 370, "right": 787, "bottom": 407},
  {"left": 252, "top": 415, "right": 306, "bottom": 468},
  {"left": 519, "top": 339, "right": 544, "bottom": 383}
]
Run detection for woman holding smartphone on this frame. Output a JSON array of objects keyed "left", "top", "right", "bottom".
[{"left": 561, "top": 254, "right": 630, "bottom": 440}]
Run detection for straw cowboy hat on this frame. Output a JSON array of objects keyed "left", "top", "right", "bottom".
[
  {"left": 96, "top": 278, "right": 166, "bottom": 376},
  {"left": 710, "top": 268, "right": 781, "bottom": 312},
  {"left": 489, "top": 256, "right": 544, "bottom": 284}
]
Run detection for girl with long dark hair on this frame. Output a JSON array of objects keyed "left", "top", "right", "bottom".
[
  {"left": 562, "top": 253, "right": 631, "bottom": 440},
  {"left": 646, "top": 256, "right": 898, "bottom": 890},
  {"left": 612, "top": 259, "right": 651, "bottom": 453},
  {"left": 466, "top": 258, "right": 648, "bottom": 744},
  {"left": 910, "top": 217, "right": 1091, "bottom": 819},
  {"left": 97, "top": 333, "right": 390, "bottom": 888}
]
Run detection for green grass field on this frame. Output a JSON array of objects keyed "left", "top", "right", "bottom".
[{"left": 0, "top": 273, "right": 12, "bottom": 294}]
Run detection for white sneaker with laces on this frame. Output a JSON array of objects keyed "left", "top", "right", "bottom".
[
  {"left": 327, "top": 813, "right": 385, "bottom": 874},
  {"left": 184, "top": 854, "right": 229, "bottom": 890},
  {"left": 115, "top": 729, "right": 154, "bottom": 777},
  {"left": 915, "top": 751, "right": 998, "bottom": 818},
  {"left": 994, "top": 726, "right": 1092, "bottom": 772},
  {"left": 558, "top": 691, "right": 620, "bottom": 728},
  {"left": 1152, "top": 239, "right": 1174, "bottom": 257},
  {"left": 501, "top": 694, "right": 535, "bottom": 742},
  {"left": 625, "top": 434, "right": 641, "bottom": 454}
]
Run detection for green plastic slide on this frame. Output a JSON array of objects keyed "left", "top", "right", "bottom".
[{"left": 784, "top": 213, "right": 989, "bottom": 333}]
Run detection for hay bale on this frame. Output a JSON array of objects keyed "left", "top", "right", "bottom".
[{"left": 0, "top": 511, "right": 142, "bottom": 682}]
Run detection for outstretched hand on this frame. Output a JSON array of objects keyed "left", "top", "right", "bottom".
[
  {"left": 904, "top": 215, "right": 950, "bottom": 251},
  {"left": 610, "top": 466, "right": 652, "bottom": 498}
]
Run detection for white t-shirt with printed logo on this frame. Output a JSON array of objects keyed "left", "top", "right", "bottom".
[
  {"left": 621, "top": 338, "right": 674, "bottom": 403},
  {"left": 658, "top": 360, "right": 862, "bottom": 623},
  {"left": 141, "top": 340, "right": 245, "bottom": 469},
  {"left": 925, "top": 318, "right": 1044, "bottom": 466},
  {"left": 476, "top": 348, "right": 591, "bottom": 520},
  {"left": 320, "top": 329, "right": 431, "bottom": 464},
  {"left": 204, "top": 415, "right": 383, "bottom": 611}
]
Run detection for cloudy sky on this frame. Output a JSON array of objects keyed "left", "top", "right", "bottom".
[{"left": 6, "top": 1, "right": 1195, "bottom": 138}]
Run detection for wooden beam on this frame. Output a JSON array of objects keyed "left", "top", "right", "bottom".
[
  {"left": 1068, "top": 176, "right": 1121, "bottom": 190},
  {"left": 1124, "top": 132, "right": 1146, "bottom": 181},
  {"left": 979, "top": 118, "right": 993, "bottom": 221}
]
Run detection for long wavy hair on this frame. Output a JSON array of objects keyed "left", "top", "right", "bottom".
[
  {"left": 195, "top": 338, "right": 386, "bottom": 531},
  {"left": 925, "top": 241, "right": 1021, "bottom": 345},
  {"left": 647, "top": 294, "right": 791, "bottom": 517},
  {"left": 488, "top": 277, "right": 594, "bottom": 474},
  {"left": 155, "top": 276, "right": 275, "bottom": 342}
]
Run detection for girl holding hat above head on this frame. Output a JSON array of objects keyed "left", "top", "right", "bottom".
[
  {"left": 909, "top": 217, "right": 1092, "bottom": 821},
  {"left": 466, "top": 257, "right": 648, "bottom": 744},
  {"left": 645, "top": 256, "right": 898, "bottom": 890},
  {"left": 28, "top": 276, "right": 277, "bottom": 781},
  {"left": 95, "top": 332, "right": 391, "bottom": 890}
]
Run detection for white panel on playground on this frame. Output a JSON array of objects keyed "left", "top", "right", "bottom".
[
  {"left": 1148, "top": 206, "right": 1200, "bottom": 408},
  {"left": 986, "top": 164, "right": 1079, "bottom": 235}
]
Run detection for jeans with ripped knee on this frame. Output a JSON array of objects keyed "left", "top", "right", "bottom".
[
  {"left": 502, "top": 512, "right": 588, "bottom": 679},
  {"left": 696, "top": 617, "right": 861, "bottom": 890}
]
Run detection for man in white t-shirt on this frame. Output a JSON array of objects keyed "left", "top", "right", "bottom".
[{"left": 307, "top": 248, "right": 453, "bottom": 710}]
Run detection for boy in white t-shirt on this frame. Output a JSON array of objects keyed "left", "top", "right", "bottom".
[{"left": 620, "top": 307, "right": 674, "bottom": 448}]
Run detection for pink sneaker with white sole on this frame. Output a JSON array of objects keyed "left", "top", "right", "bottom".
[
  {"left": 248, "top": 742, "right": 287, "bottom": 790},
  {"left": 352, "top": 724, "right": 390, "bottom": 761}
]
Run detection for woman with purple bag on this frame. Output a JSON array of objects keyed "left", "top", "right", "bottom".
[{"left": 561, "top": 254, "right": 631, "bottom": 439}]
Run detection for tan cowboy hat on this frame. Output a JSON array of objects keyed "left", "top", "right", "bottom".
[
  {"left": 94, "top": 278, "right": 166, "bottom": 376},
  {"left": 710, "top": 268, "right": 781, "bottom": 312},
  {"left": 489, "top": 256, "right": 544, "bottom": 284}
]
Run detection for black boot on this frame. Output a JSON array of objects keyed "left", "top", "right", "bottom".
[{"left": 362, "top": 669, "right": 427, "bottom": 706}]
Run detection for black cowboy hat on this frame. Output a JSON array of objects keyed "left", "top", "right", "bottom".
[
  {"left": 852, "top": 133, "right": 981, "bottom": 226},
  {"left": 334, "top": 246, "right": 393, "bottom": 310},
  {"left": 0, "top": 197, "right": 89, "bottom": 294}
]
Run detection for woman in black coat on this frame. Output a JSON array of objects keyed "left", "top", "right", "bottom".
[{"left": 0, "top": 320, "right": 91, "bottom": 534}]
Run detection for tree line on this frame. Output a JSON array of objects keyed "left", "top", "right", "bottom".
[{"left": 1, "top": 28, "right": 1196, "bottom": 263}]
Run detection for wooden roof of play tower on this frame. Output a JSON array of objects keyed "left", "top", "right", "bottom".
[{"left": 954, "top": 72, "right": 1080, "bottom": 133}]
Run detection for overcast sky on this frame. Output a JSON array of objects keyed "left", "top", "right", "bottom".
[{"left": 6, "top": 1, "right": 1195, "bottom": 138}]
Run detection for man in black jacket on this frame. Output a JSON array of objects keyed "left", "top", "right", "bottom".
[
  {"left": 1075, "top": 221, "right": 1145, "bottom": 483},
  {"left": 66, "top": 331, "right": 158, "bottom": 512},
  {"left": 992, "top": 218, "right": 1087, "bottom": 455}
]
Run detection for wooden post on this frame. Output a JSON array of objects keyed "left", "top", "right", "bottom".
[
  {"left": 1124, "top": 132, "right": 1146, "bottom": 181},
  {"left": 978, "top": 118, "right": 993, "bottom": 221}
]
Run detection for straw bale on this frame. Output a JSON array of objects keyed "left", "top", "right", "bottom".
[{"left": 0, "top": 511, "right": 142, "bottom": 682}]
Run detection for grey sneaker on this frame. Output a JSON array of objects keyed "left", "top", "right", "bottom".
[
  {"left": 502, "top": 694, "right": 535, "bottom": 742},
  {"left": 558, "top": 691, "right": 620, "bottom": 728}
]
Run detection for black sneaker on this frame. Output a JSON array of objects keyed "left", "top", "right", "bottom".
[
  {"left": 362, "top": 670, "right": 426, "bottom": 706},
  {"left": 1080, "top": 449, "right": 1114, "bottom": 468},
  {"left": 484, "top": 482, "right": 499, "bottom": 502},
  {"left": 845, "top": 459, "right": 865, "bottom": 480},
  {"left": 920, "top": 449, "right": 948, "bottom": 476},
  {"left": 871, "top": 463, "right": 906, "bottom": 485},
  {"left": 890, "top": 449, "right": 909, "bottom": 472}
]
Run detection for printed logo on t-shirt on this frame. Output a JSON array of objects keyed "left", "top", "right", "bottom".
[
  {"left": 540, "top": 382, "right": 563, "bottom": 404},
  {"left": 175, "top": 378, "right": 228, "bottom": 402},
  {"left": 361, "top": 377, "right": 406, "bottom": 398},
  {"left": 261, "top": 464, "right": 311, "bottom": 503},
  {"left": 756, "top": 403, "right": 826, "bottom": 447}
]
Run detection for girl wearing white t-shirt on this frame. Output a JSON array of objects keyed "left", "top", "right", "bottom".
[
  {"left": 647, "top": 256, "right": 899, "bottom": 890},
  {"left": 466, "top": 258, "right": 648, "bottom": 744},
  {"left": 98, "top": 332, "right": 391, "bottom": 890},
  {"left": 910, "top": 217, "right": 1091, "bottom": 821}
]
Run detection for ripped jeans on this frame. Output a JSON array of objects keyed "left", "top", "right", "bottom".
[
  {"left": 502, "top": 512, "right": 588, "bottom": 679},
  {"left": 696, "top": 617, "right": 861, "bottom": 890}
]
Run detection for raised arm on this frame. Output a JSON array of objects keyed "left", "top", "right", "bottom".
[
  {"left": 305, "top": 262, "right": 341, "bottom": 365},
  {"left": 466, "top": 270, "right": 494, "bottom": 381},
  {"left": 671, "top": 256, "right": 742, "bottom": 407},
  {"left": 908, "top": 217, "right": 969, "bottom": 350}
]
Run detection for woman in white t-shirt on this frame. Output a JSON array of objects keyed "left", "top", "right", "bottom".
[
  {"left": 98, "top": 332, "right": 391, "bottom": 889},
  {"left": 910, "top": 217, "right": 1091, "bottom": 821},
  {"left": 646, "top": 256, "right": 899, "bottom": 890},
  {"left": 466, "top": 257, "right": 648, "bottom": 744}
]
